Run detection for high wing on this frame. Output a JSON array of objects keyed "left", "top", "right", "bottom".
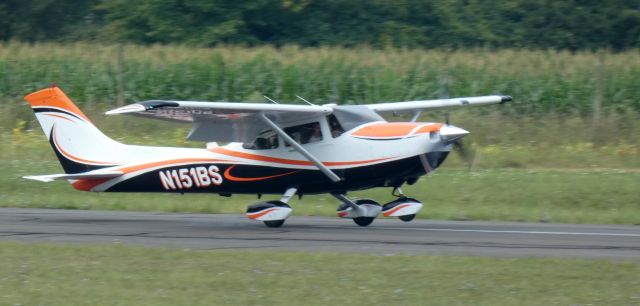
[
  {"left": 106, "top": 100, "right": 333, "bottom": 143},
  {"left": 105, "top": 95, "right": 511, "bottom": 143},
  {"left": 366, "top": 95, "right": 512, "bottom": 114}
]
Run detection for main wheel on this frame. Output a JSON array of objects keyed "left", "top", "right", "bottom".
[
  {"left": 398, "top": 214, "right": 416, "bottom": 222},
  {"left": 353, "top": 217, "right": 375, "bottom": 227},
  {"left": 263, "top": 219, "right": 285, "bottom": 228},
  {"left": 351, "top": 199, "right": 381, "bottom": 227}
]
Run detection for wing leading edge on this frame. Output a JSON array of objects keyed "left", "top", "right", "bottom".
[
  {"left": 106, "top": 100, "right": 332, "bottom": 120},
  {"left": 366, "top": 95, "right": 512, "bottom": 113}
]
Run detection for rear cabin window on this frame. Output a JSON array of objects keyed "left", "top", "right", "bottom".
[
  {"left": 284, "top": 122, "right": 323, "bottom": 145},
  {"left": 243, "top": 130, "right": 279, "bottom": 150}
]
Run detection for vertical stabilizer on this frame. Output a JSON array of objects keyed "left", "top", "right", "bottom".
[{"left": 24, "top": 85, "right": 123, "bottom": 173}]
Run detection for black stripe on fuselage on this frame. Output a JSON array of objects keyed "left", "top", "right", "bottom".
[
  {"left": 33, "top": 107, "right": 84, "bottom": 121},
  {"left": 104, "top": 154, "right": 446, "bottom": 195}
]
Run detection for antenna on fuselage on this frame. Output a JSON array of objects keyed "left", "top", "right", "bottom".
[
  {"left": 263, "top": 96, "right": 280, "bottom": 104},
  {"left": 295, "top": 95, "right": 316, "bottom": 106}
]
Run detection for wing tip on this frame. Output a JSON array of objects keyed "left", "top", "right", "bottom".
[
  {"left": 500, "top": 96, "right": 513, "bottom": 103},
  {"left": 105, "top": 104, "right": 146, "bottom": 115}
]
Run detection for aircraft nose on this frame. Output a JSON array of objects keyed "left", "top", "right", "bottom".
[{"left": 439, "top": 125, "right": 469, "bottom": 143}]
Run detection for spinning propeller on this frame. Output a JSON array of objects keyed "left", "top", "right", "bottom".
[{"left": 441, "top": 113, "right": 475, "bottom": 169}]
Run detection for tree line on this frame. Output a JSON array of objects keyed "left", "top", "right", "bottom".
[{"left": 1, "top": 0, "right": 638, "bottom": 51}]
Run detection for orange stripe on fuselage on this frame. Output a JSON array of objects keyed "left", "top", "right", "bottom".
[
  {"left": 71, "top": 178, "right": 110, "bottom": 191},
  {"left": 223, "top": 165, "right": 300, "bottom": 182},
  {"left": 351, "top": 122, "right": 442, "bottom": 138},
  {"left": 24, "top": 86, "right": 92, "bottom": 123},
  {"left": 210, "top": 147, "right": 393, "bottom": 167},
  {"left": 117, "top": 158, "right": 228, "bottom": 174}
]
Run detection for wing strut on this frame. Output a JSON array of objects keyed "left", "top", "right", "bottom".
[
  {"left": 258, "top": 113, "right": 342, "bottom": 182},
  {"left": 410, "top": 110, "right": 422, "bottom": 122}
]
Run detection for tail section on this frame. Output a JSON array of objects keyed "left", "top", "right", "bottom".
[{"left": 25, "top": 85, "right": 123, "bottom": 173}]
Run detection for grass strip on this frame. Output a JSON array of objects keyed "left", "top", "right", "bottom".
[{"left": 0, "top": 241, "right": 637, "bottom": 306}]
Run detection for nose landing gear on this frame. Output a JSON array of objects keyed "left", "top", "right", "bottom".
[{"left": 381, "top": 187, "right": 423, "bottom": 222}]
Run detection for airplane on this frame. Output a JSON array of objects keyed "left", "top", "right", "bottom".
[{"left": 23, "top": 84, "right": 511, "bottom": 228}]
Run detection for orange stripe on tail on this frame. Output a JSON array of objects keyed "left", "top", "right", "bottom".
[{"left": 24, "top": 86, "right": 92, "bottom": 123}]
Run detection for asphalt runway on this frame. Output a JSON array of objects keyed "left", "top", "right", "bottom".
[{"left": 0, "top": 208, "right": 638, "bottom": 259}]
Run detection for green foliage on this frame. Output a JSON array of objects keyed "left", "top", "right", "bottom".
[
  {"left": 1, "top": 42, "right": 640, "bottom": 120},
  {"left": 1, "top": 0, "right": 639, "bottom": 50}
]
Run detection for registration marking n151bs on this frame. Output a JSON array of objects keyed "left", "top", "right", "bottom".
[{"left": 159, "top": 165, "right": 223, "bottom": 190}]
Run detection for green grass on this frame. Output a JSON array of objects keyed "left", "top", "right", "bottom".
[{"left": 0, "top": 242, "right": 638, "bottom": 306}]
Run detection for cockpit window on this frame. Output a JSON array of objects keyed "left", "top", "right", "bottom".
[
  {"left": 243, "top": 129, "right": 279, "bottom": 150},
  {"left": 284, "top": 122, "right": 323, "bottom": 145},
  {"left": 328, "top": 114, "right": 345, "bottom": 138}
]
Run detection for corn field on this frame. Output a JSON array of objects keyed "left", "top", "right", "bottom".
[
  {"left": 1, "top": 42, "right": 639, "bottom": 114},
  {"left": 2, "top": 42, "right": 640, "bottom": 151}
]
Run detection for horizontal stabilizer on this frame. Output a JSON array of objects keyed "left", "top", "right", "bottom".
[{"left": 23, "top": 171, "right": 122, "bottom": 182}]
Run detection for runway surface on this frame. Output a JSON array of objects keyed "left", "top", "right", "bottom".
[{"left": 0, "top": 208, "right": 638, "bottom": 259}]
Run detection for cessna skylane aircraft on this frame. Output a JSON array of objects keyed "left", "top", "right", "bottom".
[{"left": 24, "top": 85, "right": 511, "bottom": 227}]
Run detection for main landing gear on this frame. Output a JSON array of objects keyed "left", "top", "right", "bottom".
[
  {"left": 247, "top": 187, "right": 424, "bottom": 228},
  {"left": 334, "top": 196, "right": 382, "bottom": 227},
  {"left": 246, "top": 188, "right": 297, "bottom": 228},
  {"left": 335, "top": 187, "right": 424, "bottom": 227}
]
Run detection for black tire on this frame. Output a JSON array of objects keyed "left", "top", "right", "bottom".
[
  {"left": 353, "top": 217, "right": 375, "bottom": 227},
  {"left": 263, "top": 219, "right": 285, "bottom": 228},
  {"left": 398, "top": 214, "right": 416, "bottom": 222}
]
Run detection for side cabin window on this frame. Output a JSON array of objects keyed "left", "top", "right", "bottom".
[
  {"left": 328, "top": 114, "right": 345, "bottom": 138},
  {"left": 243, "top": 130, "right": 279, "bottom": 150},
  {"left": 284, "top": 122, "right": 323, "bottom": 145}
]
